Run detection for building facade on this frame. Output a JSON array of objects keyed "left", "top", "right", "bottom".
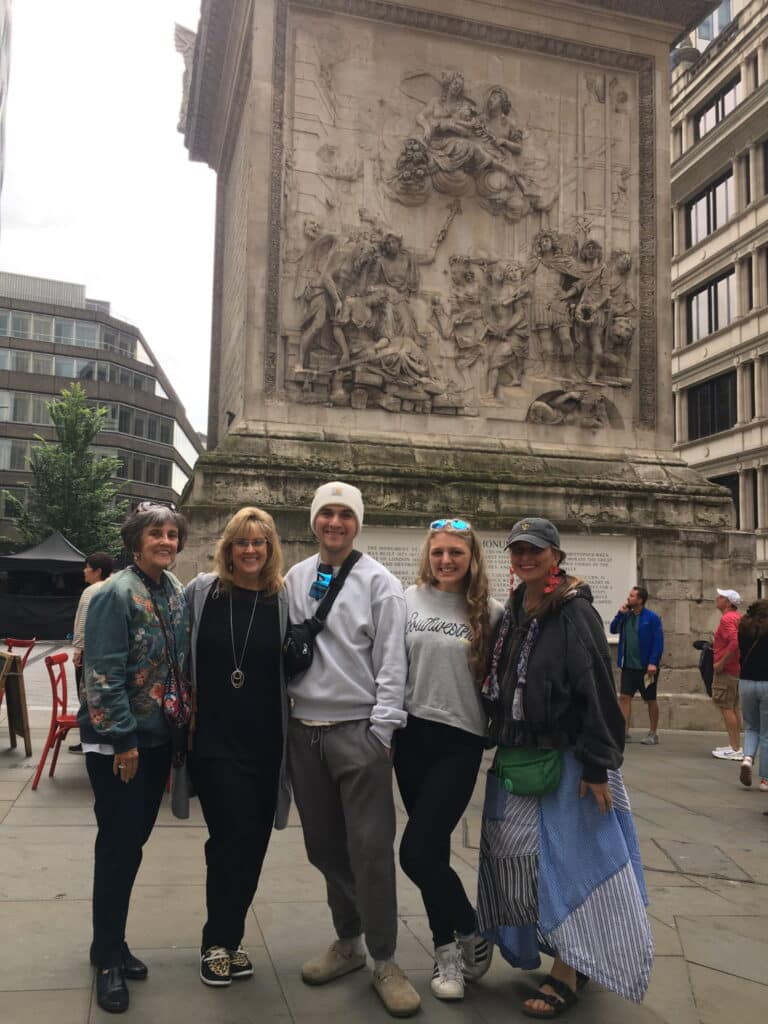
[
  {"left": 671, "top": 0, "right": 768, "bottom": 585},
  {"left": 0, "top": 272, "right": 202, "bottom": 538}
]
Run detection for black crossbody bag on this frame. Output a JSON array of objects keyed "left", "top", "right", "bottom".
[{"left": 283, "top": 550, "right": 363, "bottom": 680}]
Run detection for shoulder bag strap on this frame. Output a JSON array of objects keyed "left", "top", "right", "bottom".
[{"left": 312, "top": 550, "right": 363, "bottom": 626}]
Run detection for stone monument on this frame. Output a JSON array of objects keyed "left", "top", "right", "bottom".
[{"left": 177, "top": 0, "right": 749, "bottom": 727}]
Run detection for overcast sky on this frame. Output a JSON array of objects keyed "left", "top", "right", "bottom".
[{"left": 0, "top": 0, "right": 215, "bottom": 433}]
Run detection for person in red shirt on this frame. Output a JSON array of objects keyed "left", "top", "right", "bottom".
[{"left": 711, "top": 588, "right": 743, "bottom": 761}]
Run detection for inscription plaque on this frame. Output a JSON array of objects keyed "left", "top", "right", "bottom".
[{"left": 357, "top": 528, "right": 636, "bottom": 640}]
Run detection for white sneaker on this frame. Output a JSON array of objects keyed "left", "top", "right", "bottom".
[
  {"left": 457, "top": 934, "right": 493, "bottom": 981},
  {"left": 712, "top": 746, "right": 736, "bottom": 759},
  {"left": 759, "top": 778, "right": 768, "bottom": 792},
  {"left": 712, "top": 745, "right": 732, "bottom": 753},
  {"left": 726, "top": 748, "right": 744, "bottom": 761},
  {"left": 430, "top": 944, "right": 464, "bottom": 1001}
]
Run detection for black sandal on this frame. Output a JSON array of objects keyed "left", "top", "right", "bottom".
[{"left": 521, "top": 974, "right": 578, "bottom": 1019}]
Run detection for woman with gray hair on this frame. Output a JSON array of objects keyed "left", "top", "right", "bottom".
[{"left": 78, "top": 502, "right": 190, "bottom": 1014}]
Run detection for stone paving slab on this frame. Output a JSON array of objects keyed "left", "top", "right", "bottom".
[{"left": 0, "top": 729, "right": 767, "bottom": 1023}]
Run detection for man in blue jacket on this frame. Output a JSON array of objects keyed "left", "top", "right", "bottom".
[{"left": 610, "top": 586, "right": 664, "bottom": 745}]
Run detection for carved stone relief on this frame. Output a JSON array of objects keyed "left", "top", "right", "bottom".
[{"left": 277, "top": 7, "right": 647, "bottom": 430}]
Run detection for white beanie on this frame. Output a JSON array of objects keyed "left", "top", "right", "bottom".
[{"left": 310, "top": 481, "right": 364, "bottom": 536}]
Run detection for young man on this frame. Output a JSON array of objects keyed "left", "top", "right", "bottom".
[
  {"left": 710, "top": 588, "right": 743, "bottom": 761},
  {"left": 284, "top": 481, "right": 420, "bottom": 1018},
  {"left": 610, "top": 586, "right": 664, "bottom": 745}
]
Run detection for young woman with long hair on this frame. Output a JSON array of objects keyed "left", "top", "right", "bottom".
[
  {"left": 737, "top": 600, "right": 768, "bottom": 794},
  {"left": 394, "top": 518, "right": 504, "bottom": 1001}
]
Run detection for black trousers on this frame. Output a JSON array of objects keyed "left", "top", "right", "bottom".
[
  {"left": 87, "top": 744, "right": 171, "bottom": 968},
  {"left": 190, "top": 757, "right": 277, "bottom": 951},
  {"left": 394, "top": 715, "right": 484, "bottom": 947}
]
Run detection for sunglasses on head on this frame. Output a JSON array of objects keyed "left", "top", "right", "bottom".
[
  {"left": 430, "top": 518, "right": 471, "bottom": 531},
  {"left": 136, "top": 499, "right": 177, "bottom": 513}
]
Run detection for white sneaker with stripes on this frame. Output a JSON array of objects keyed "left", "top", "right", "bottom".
[
  {"left": 457, "top": 933, "right": 493, "bottom": 981},
  {"left": 430, "top": 944, "right": 464, "bottom": 1000}
]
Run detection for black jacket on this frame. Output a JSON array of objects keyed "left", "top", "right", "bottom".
[{"left": 488, "top": 583, "right": 625, "bottom": 784}]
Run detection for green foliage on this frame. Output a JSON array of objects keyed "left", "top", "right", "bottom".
[{"left": 4, "top": 383, "right": 127, "bottom": 554}]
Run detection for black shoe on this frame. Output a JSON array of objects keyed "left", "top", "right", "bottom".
[
  {"left": 228, "top": 946, "right": 254, "bottom": 979},
  {"left": 68, "top": 743, "right": 83, "bottom": 753},
  {"left": 122, "top": 943, "right": 148, "bottom": 980},
  {"left": 96, "top": 966, "right": 129, "bottom": 1014}
]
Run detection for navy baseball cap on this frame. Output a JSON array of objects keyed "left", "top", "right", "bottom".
[{"left": 505, "top": 517, "right": 561, "bottom": 550}]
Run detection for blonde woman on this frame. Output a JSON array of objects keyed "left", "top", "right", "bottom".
[
  {"left": 394, "top": 518, "right": 503, "bottom": 1001},
  {"left": 183, "top": 508, "right": 291, "bottom": 988}
]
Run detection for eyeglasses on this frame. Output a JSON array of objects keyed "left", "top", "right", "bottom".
[
  {"left": 136, "top": 500, "right": 177, "bottom": 513},
  {"left": 309, "top": 564, "right": 334, "bottom": 600},
  {"left": 430, "top": 518, "right": 471, "bottom": 531},
  {"left": 233, "top": 538, "right": 268, "bottom": 550}
]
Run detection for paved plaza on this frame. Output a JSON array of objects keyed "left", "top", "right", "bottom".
[{"left": 1, "top": 666, "right": 767, "bottom": 1024}]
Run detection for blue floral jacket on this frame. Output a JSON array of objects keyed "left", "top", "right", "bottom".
[{"left": 78, "top": 566, "right": 190, "bottom": 753}]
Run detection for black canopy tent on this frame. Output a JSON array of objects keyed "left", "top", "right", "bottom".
[{"left": 0, "top": 532, "right": 86, "bottom": 640}]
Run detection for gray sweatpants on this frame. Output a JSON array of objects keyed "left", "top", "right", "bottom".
[{"left": 288, "top": 719, "right": 398, "bottom": 961}]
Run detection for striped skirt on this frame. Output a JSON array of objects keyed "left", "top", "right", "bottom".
[{"left": 477, "top": 752, "right": 653, "bottom": 1002}]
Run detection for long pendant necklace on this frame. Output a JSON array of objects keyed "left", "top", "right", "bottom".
[{"left": 229, "top": 588, "right": 260, "bottom": 689}]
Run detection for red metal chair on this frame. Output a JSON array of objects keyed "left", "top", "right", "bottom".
[
  {"left": 4, "top": 637, "right": 37, "bottom": 670},
  {"left": 32, "top": 653, "right": 78, "bottom": 790}
]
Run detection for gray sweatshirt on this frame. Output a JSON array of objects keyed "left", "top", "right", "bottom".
[
  {"left": 404, "top": 584, "right": 504, "bottom": 737},
  {"left": 285, "top": 552, "right": 408, "bottom": 746}
]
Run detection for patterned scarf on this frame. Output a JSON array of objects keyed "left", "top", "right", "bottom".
[{"left": 481, "top": 603, "right": 540, "bottom": 722}]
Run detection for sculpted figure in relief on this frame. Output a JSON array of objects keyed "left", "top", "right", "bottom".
[
  {"left": 390, "top": 71, "right": 556, "bottom": 222},
  {"left": 571, "top": 238, "right": 611, "bottom": 382},
  {"left": 479, "top": 261, "right": 529, "bottom": 398},
  {"left": 527, "top": 388, "right": 615, "bottom": 430},
  {"left": 524, "top": 230, "right": 580, "bottom": 377}
]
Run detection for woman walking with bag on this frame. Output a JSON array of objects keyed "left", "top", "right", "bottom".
[
  {"left": 395, "top": 518, "right": 503, "bottom": 1001},
  {"left": 478, "top": 517, "right": 652, "bottom": 1019},
  {"left": 181, "top": 507, "right": 291, "bottom": 987},
  {"left": 79, "top": 503, "right": 191, "bottom": 1014},
  {"left": 737, "top": 600, "right": 768, "bottom": 794}
]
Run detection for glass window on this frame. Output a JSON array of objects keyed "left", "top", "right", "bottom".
[
  {"left": 159, "top": 419, "right": 172, "bottom": 445},
  {"left": 172, "top": 463, "right": 189, "bottom": 496},
  {"left": 102, "top": 328, "right": 118, "bottom": 352},
  {"left": 155, "top": 380, "right": 168, "bottom": 399},
  {"left": 687, "top": 371, "right": 737, "bottom": 440},
  {"left": 0, "top": 437, "right": 9, "bottom": 469},
  {"left": 11, "top": 350, "right": 31, "bottom": 373},
  {"left": 173, "top": 422, "right": 199, "bottom": 468},
  {"left": 694, "top": 77, "right": 740, "bottom": 141},
  {"left": 11, "top": 312, "right": 32, "bottom": 339},
  {"left": 33, "top": 315, "right": 52, "bottom": 342},
  {"left": 54, "top": 318, "right": 75, "bottom": 344},
  {"left": 117, "top": 367, "right": 132, "bottom": 388},
  {"left": 144, "top": 460, "right": 156, "bottom": 485},
  {"left": 30, "top": 395, "right": 51, "bottom": 424},
  {"left": 0, "top": 309, "right": 9, "bottom": 336},
  {"left": 133, "top": 412, "right": 146, "bottom": 438},
  {"left": 157, "top": 462, "right": 171, "bottom": 487},
  {"left": 55, "top": 356, "right": 76, "bottom": 378},
  {"left": 75, "top": 321, "right": 99, "bottom": 348},
  {"left": 686, "top": 269, "right": 736, "bottom": 343},
  {"left": 0, "top": 389, "right": 10, "bottom": 420},
  {"left": 78, "top": 360, "right": 96, "bottom": 381},
  {"left": 101, "top": 403, "right": 119, "bottom": 430},
  {"left": 118, "top": 406, "right": 133, "bottom": 434},
  {"left": 118, "top": 333, "right": 137, "bottom": 358},
  {"left": 146, "top": 416, "right": 158, "bottom": 440},
  {"left": 97, "top": 362, "right": 109, "bottom": 382},
  {"left": 686, "top": 172, "right": 734, "bottom": 247},
  {"left": 134, "top": 339, "right": 151, "bottom": 365},
  {"left": 131, "top": 454, "right": 144, "bottom": 482},
  {"left": 32, "top": 352, "right": 54, "bottom": 375},
  {"left": 10, "top": 439, "right": 29, "bottom": 471},
  {"left": 0, "top": 349, "right": 9, "bottom": 370}
]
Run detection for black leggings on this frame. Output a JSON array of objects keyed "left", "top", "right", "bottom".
[
  {"left": 394, "top": 715, "right": 484, "bottom": 947},
  {"left": 190, "top": 756, "right": 278, "bottom": 951}
]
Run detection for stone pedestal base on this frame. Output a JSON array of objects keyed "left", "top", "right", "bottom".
[{"left": 178, "top": 426, "right": 753, "bottom": 732}]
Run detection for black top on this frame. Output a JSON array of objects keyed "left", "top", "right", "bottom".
[
  {"left": 487, "top": 584, "right": 625, "bottom": 783},
  {"left": 194, "top": 584, "right": 282, "bottom": 774},
  {"left": 738, "top": 631, "right": 768, "bottom": 681}
]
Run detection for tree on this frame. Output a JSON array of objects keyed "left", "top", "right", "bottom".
[{"left": 5, "top": 383, "right": 127, "bottom": 553}]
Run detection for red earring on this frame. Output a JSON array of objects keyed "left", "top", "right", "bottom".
[{"left": 543, "top": 564, "right": 564, "bottom": 594}]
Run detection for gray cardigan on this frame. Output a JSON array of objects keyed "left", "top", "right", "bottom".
[{"left": 171, "top": 572, "right": 292, "bottom": 827}]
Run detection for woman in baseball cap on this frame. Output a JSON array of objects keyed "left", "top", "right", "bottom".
[{"left": 477, "top": 516, "right": 652, "bottom": 1018}]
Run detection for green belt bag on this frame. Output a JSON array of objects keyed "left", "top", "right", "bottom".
[{"left": 492, "top": 746, "right": 562, "bottom": 796}]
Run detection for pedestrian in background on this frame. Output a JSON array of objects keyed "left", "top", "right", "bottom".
[
  {"left": 711, "top": 588, "right": 743, "bottom": 761},
  {"left": 610, "top": 586, "right": 664, "bottom": 745},
  {"left": 736, "top": 599, "right": 768, "bottom": 792},
  {"left": 69, "top": 551, "right": 114, "bottom": 753},
  {"left": 395, "top": 518, "right": 503, "bottom": 1001}
]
